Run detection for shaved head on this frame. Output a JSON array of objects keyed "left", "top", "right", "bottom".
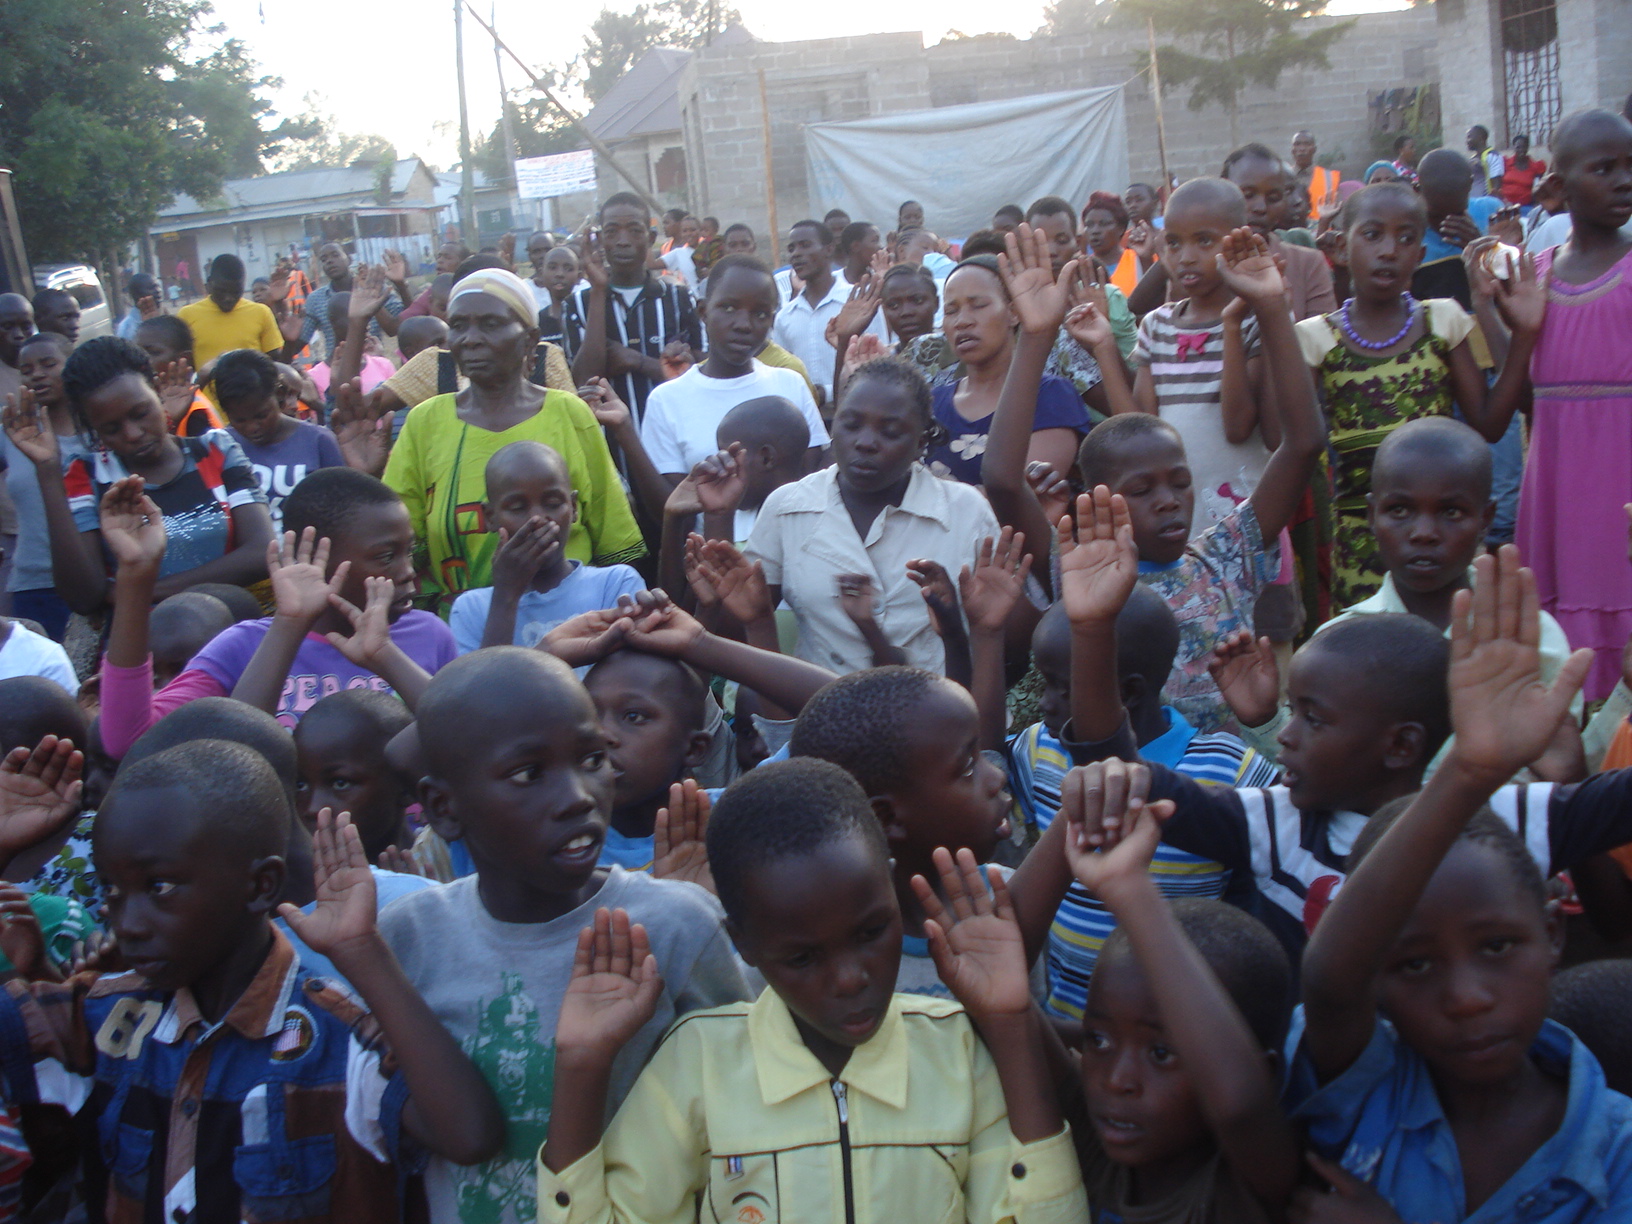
[
  {"left": 1373, "top": 416, "right": 1493, "bottom": 502},
  {"left": 1165, "top": 177, "right": 1247, "bottom": 227},
  {"left": 1551, "top": 107, "right": 1632, "bottom": 173}
]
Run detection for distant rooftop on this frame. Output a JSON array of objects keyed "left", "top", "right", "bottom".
[
  {"left": 583, "top": 25, "right": 755, "bottom": 141},
  {"left": 155, "top": 158, "right": 435, "bottom": 230}
]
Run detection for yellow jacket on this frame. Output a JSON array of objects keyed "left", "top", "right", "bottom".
[{"left": 537, "top": 990, "right": 1086, "bottom": 1224}]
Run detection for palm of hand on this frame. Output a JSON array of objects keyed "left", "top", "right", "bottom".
[
  {"left": 695, "top": 473, "right": 745, "bottom": 515},
  {"left": 961, "top": 569, "right": 1017, "bottom": 633},
  {"left": 937, "top": 913, "right": 1031, "bottom": 1015},
  {"left": 557, "top": 972, "right": 653, "bottom": 1052},
  {"left": 0, "top": 772, "right": 74, "bottom": 853},
  {"left": 1450, "top": 642, "right": 1557, "bottom": 773},
  {"left": 1220, "top": 250, "right": 1281, "bottom": 302},
  {"left": 103, "top": 515, "right": 164, "bottom": 568},
  {"left": 653, "top": 840, "right": 713, "bottom": 892},
  {"left": 1058, "top": 539, "right": 1136, "bottom": 623},
  {"left": 297, "top": 866, "right": 375, "bottom": 954},
  {"left": 716, "top": 564, "right": 769, "bottom": 623},
  {"left": 1009, "top": 268, "right": 1067, "bottom": 332},
  {"left": 273, "top": 563, "right": 334, "bottom": 620}
]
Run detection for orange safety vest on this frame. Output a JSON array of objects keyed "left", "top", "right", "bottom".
[
  {"left": 1601, "top": 719, "right": 1632, "bottom": 878},
  {"left": 1109, "top": 247, "right": 1141, "bottom": 297},
  {"left": 1307, "top": 166, "right": 1341, "bottom": 217}
]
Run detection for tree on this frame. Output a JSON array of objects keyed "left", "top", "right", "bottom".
[
  {"left": 576, "top": 0, "right": 743, "bottom": 104},
  {"left": 471, "top": 99, "right": 581, "bottom": 185},
  {"left": 0, "top": 0, "right": 281, "bottom": 263},
  {"left": 1116, "top": 0, "right": 1354, "bottom": 145},
  {"left": 264, "top": 95, "right": 397, "bottom": 174}
]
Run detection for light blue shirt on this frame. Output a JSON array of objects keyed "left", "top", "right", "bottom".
[
  {"left": 449, "top": 562, "right": 646, "bottom": 655},
  {"left": 1290, "top": 1015, "right": 1632, "bottom": 1222},
  {"left": 275, "top": 865, "right": 437, "bottom": 985}
]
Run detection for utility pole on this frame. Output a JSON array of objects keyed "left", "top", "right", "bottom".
[
  {"left": 492, "top": 3, "right": 522, "bottom": 221},
  {"left": 455, "top": 0, "right": 477, "bottom": 246},
  {"left": 1146, "top": 16, "right": 1172, "bottom": 199},
  {"left": 465, "top": 3, "right": 663, "bottom": 216}
]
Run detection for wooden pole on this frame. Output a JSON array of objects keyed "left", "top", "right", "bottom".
[
  {"left": 1146, "top": 17, "right": 1172, "bottom": 199},
  {"left": 465, "top": 4, "right": 664, "bottom": 216},
  {"left": 455, "top": 0, "right": 477, "bottom": 245},
  {"left": 757, "top": 66, "right": 779, "bottom": 259}
]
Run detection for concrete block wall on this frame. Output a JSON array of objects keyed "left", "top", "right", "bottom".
[{"left": 678, "top": 9, "right": 1443, "bottom": 244}]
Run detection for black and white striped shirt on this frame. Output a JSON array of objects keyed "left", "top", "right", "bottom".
[{"left": 559, "top": 276, "right": 703, "bottom": 422}]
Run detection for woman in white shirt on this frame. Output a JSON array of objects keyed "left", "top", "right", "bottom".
[{"left": 746, "top": 357, "right": 1000, "bottom": 676}]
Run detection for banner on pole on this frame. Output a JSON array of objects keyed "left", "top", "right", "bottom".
[{"left": 515, "top": 150, "right": 597, "bottom": 200}]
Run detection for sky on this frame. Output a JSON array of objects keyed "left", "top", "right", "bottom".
[{"left": 205, "top": 0, "right": 1403, "bottom": 171}]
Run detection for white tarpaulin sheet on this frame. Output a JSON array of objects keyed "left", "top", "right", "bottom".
[
  {"left": 516, "top": 150, "right": 597, "bottom": 200},
  {"left": 804, "top": 86, "right": 1128, "bottom": 238}
]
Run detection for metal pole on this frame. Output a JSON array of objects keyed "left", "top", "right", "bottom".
[
  {"left": 456, "top": 0, "right": 477, "bottom": 246},
  {"left": 465, "top": 3, "right": 664, "bottom": 215},
  {"left": 1146, "top": 17, "right": 1172, "bottom": 199},
  {"left": 757, "top": 66, "right": 779, "bottom": 260}
]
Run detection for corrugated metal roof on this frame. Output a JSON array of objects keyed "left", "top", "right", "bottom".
[
  {"left": 583, "top": 46, "right": 694, "bottom": 142},
  {"left": 157, "top": 158, "right": 430, "bottom": 221}
]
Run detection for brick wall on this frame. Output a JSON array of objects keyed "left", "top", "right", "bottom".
[{"left": 676, "top": 9, "right": 1441, "bottom": 243}]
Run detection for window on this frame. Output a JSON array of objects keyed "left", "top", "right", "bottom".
[
  {"left": 1500, "top": 0, "right": 1560, "bottom": 146},
  {"left": 68, "top": 280, "right": 103, "bottom": 308}
]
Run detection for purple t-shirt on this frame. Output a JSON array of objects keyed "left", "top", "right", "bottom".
[
  {"left": 187, "top": 610, "right": 457, "bottom": 728},
  {"left": 926, "top": 373, "right": 1090, "bottom": 484},
  {"left": 230, "top": 420, "right": 346, "bottom": 530}
]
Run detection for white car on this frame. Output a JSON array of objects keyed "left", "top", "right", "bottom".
[{"left": 32, "top": 264, "right": 112, "bottom": 340}]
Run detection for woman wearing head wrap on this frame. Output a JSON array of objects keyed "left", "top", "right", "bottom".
[{"left": 383, "top": 266, "right": 644, "bottom": 615}]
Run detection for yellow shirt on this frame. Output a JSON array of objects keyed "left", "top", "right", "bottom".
[
  {"left": 755, "top": 340, "right": 819, "bottom": 401},
  {"left": 176, "top": 297, "right": 283, "bottom": 369},
  {"left": 536, "top": 990, "right": 1086, "bottom": 1224}
]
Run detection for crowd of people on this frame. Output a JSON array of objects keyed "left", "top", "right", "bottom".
[{"left": 0, "top": 99, "right": 1628, "bottom": 1224}]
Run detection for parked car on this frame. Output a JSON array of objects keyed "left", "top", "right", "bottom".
[{"left": 31, "top": 264, "right": 112, "bottom": 340}]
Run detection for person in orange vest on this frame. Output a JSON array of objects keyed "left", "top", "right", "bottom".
[{"left": 1289, "top": 130, "right": 1341, "bottom": 226}]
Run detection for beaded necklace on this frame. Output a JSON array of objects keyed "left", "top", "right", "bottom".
[{"left": 1339, "top": 293, "right": 1417, "bottom": 351}]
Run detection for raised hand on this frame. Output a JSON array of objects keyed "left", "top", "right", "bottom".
[
  {"left": 652, "top": 780, "right": 715, "bottom": 894},
  {"left": 70, "top": 929, "right": 123, "bottom": 977},
  {"left": 959, "top": 528, "right": 1032, "bottom": 636},
  {"left": 0, "top": 737, "right": 83, "bottom": 866},
  {"left": 696, "top": 537, "right": 773, "bottom": 626},
  {"left": 999, "top": 223, "right": 1075, "bottom": 337},
  {"left": 325, "top": 575, "right": 395, "bottom": 666},
  {"left": 1025, "top": 460, "right": 1072, "bottom": 526},
  {"left": 277, "top": 808, "right": 377, "bottom": 958},
  {"left": 349, "top": 263, "right": 391, "bottom": 320},
  {"left": 581, "top": 236, "right": 610, "bottom": 291},
  {"left": 542, "top": 606, "right": 630, "bottom": 667},
  {"left": 911, "top": 847, "right": 1030, "bottom": 1019},
  {"left": 1288, "top": 1153, "right": 1405, "bottom": 1224},
  {"left": 490, "top": 517, "right": 558, "bottom": 597},
  {"left": 269, "top": 527, "right": 348, "bottom": 624},
  {"left": 833, "top": 278, "right": 882, "bottom": 343},
  {"left": 1056, "top": 487, "right": 1139, "bottom": 627},
  {"left": 331, "top": 381, "right": 390, "bottom": 475},
  {"left": 2, "top": 387, "right": 60, "bottom": 468},
  {"left": 659, "top": 340, "right": 694, "bottom": 381},
  {"left": 555, "top": 907, "right": 663, "bottom": 1063},
  {"left": 1447, "top": 547, "right": 1593, "bottom": 785},
  {"left": 1063, "top": 301, "right": 1114, "bottom": 355},
  {"left": 1060, "top": 760, "right": 1174, "bottom": 903},
  {"left": 381, "top": 248, "right": 410, "bottom": 285},
  {"left": 1216, "top": 227, "right": 1286, "bottom": 307},
  {"left": 1207, "top": 629, "right": 1282, "bottom": 729},
  {"left": 498, "top": 232, "right": 517, "bottom": 269},
  {"left": 621, "top": 592, "right": 706, "bottom": 657},
  {"left": 839, "top": 332, "right": 887, "bottom": 392},
  {"left": 0, "top": 888, "right": 50, "bottom": 980},
  {"left": 377, "top": 844, "right": 428, "bottom": 878},
  {"left": 97, "top": 476, "right": 168, "bottom": 572},
  {"left": 153, "top": 358, "right": 197, "bottom": 430},
  {"left": 1126, "top": 219, "right": 1159, "bottom": 263},
  {"left": 1477, "top": 242, "right": 1548, "bottom": 337},
  {"left": 906, "top": 558, "right": 960, "bottom": 638},
  {"left": 579, "top": 377, "right": 631, "bottom": 431},
  {"left": 836, "top": 573, "right": 879, "bottom": 628},
  {"left": 692, "top": 446, "right": 748, "bottom": 517}
]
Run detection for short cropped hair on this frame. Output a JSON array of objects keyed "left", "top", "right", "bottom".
[
  {"left": 210, "top": 348, "right": 280, "bottom": 411},
  {"left": 296, "top": 688, "right": 414, "bottom": 750},
  {"left": 702, "top": 253, "right": 773, "bottom": 300},
  {"left": 837, "top": 355, "right": 938, "bottom": 436},
  {"left": 1025, "top": 195, "right": 1076, "bottom": 227},
  {"left": 208, "top": 253, "right": 246, "bottom": 284},
  {"left": 280, "top": 466, "right": 402, "bottom": 545},
  {"left": 1221, "top": 141, "right": 1284, "bottom": 178},
  {"left": 102, "top": 739, "right": 287, "bottom": 860},
  {"left": 1349, "top": 795, "right": 1546, "bottom": 912},
  {"left": 993, "top": 204, "right": 1024, "bottom": 224},
  {"left": 190, "top": 582, "right": 266, "bottom": 622},
  {"left": 1552, "top": 961, "right": 1632, "bottom": 1095},
  {"left": 789, "top": 218, "right": 833, "bottom": 248},
  {"left": 1306, "top": 614, "right": 1451, "bottom": 753},
  {"left": 1077, "top": 412, "right": 1185, "bottom": 487},
  {"left": 135, "top": 314, "right": 193, "bottom": 359},
  {"left": 1343, "top": 181, "right": 1428, "bottom": 232},
  {"left": 0, "top": 676, "right": 87, "bottom": 755},
  {"left": 1101, "top": 898, "right": 1292, "bottom": 1050},
  {"left": 601, "top": 191, "right": 647, "bottom": 220},
  {"left": 707, "top": 757, "right": 887, "bottom": 926},
  {"left": 122, "top": 697, "right": 298, "bottom": 814},
  {"left": 62, "top": 337, "right": 153, "bottom": 428},
  {"left": 836, "top": 221, "right": 878, "bottom": 257},
  {"left": 790, "top": 666, "right": 942, "bottom": 796},
  {"left": 958, "top": 229, "right": 1007, "bottom": 258},
  {"left": 724, "top": 222, "right": 754, "bottom": 240},
  {"left": 18, "top": 331, "right": 73, "bottom": 361}
]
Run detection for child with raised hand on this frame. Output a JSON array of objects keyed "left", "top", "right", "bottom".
[
  {"left": 98, "top": 466, "right": 457, "bottom": 750},
  {"left": 450, "top": 440, "right": 644, "bottom": 653},
  {"left": 1296, "top": 180, "right": 1543, "bottom": 607},
  {"left": 0, "top": 742, "right": 505, "bottom": 1224},
  {"left": 1291, "top": 549, "right": 1632, "bottom": 1221},
  {"left": 377, "top": 646, "right": 751, "bottom": 1224},
  {"left": 1019, "top": 488, "right": 1276, "bottom": 1021},
  {"left": 535, "top": 757, "right": 1087, "bottom": 1224},
  {"left": 1061, "top": 758, "right": 1300, "bottom": 1221},
  {"left": 1052, "top": 227, "right": 1324, "bottom": 733}
]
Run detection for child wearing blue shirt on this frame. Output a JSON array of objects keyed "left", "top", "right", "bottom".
[
  {"left": 1291, "top": 550, "right": 1632, "bottom": 1222},
  {"left": 449, "top": 440, "right": 643, "bottom": 653}
]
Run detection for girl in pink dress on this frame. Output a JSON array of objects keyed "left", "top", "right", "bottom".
[{"left": 1512, "top": 108, "right": 1632, "bottom": 700}]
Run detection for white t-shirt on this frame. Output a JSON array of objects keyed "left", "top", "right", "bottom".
[
  {"left": 0, "top": 621, "right": 76, "bottom": 693},
  {"left": 660, "top": 246, "right": 699, "bottom": 292},
  {"left": 639, "top": 360, "right": 826, "bottom": 476}
]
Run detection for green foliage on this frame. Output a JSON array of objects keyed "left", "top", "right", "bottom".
[
  {"left": 577, "top": 0, "right": 743, "bottom": 104},
  {"left": 263, "top": 94, "right": 397, "bottom": 174},
  {"left": 472, "top": 100, "right": 581, "bottom": 185},
  {"left": 0, "top": 0, "right": 281, "bottom": 262},
  {"left": 1114, "top": 0, "right": 1354, "bottom": 136}
]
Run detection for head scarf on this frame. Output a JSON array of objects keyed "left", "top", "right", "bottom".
[
  {"left": 1364, "top": 160, "right": 1398, "bottom": 184},
  {"left": 447, "top": 267, "right": 538, "bottom": 328}
]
